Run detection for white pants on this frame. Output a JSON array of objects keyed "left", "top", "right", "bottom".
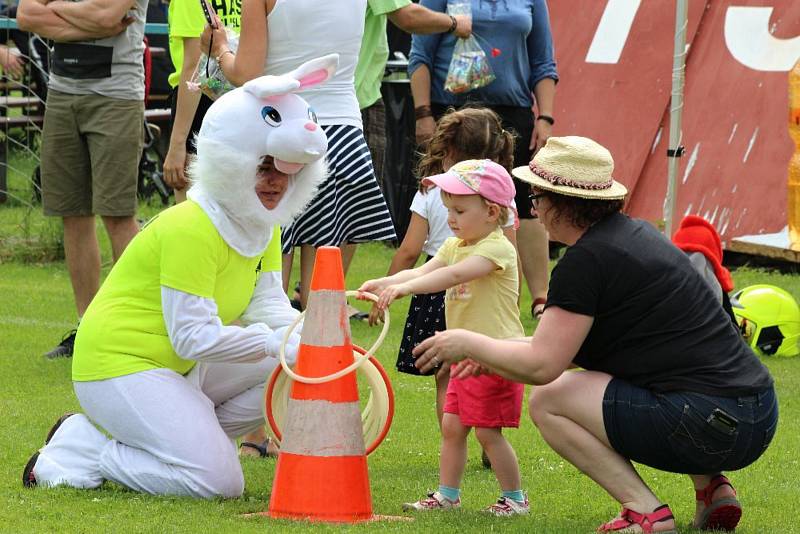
[{"left": 32, "top": 357, "right": 278, "bottom": 498}]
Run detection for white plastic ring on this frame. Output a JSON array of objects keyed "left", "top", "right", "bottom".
[{"left": 278, "top": 290, "right": 390, "bottom": 384}]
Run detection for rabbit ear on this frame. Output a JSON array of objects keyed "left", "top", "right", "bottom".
[
  {"left": 289, "top": 54, "right": 338, "bottom": 90},
  {"left": 241, "top": 54, "right": 338, "bottom": 98},
  {"left": 242, "top": 76, "right": 301, "bottom": 98}
]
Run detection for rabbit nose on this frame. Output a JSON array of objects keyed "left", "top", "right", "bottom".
[{"left": 304, "top": 122, "right": 317, "bottom": 131}]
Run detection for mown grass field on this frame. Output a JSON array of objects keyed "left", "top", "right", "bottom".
[{"left": 1, "top": 171, "right": 798, "bottom": 532}]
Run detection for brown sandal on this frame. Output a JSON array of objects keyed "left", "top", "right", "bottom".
[{"left": 239, "top": 437, "right": 279, "bottom": 458}]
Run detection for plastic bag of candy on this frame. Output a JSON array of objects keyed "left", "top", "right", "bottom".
[
  {"left": 187, "top": 28, "right": 239, "bottom": 100},
  {"left": 444, "top": 35, "right": 496, "bottom": 94}
]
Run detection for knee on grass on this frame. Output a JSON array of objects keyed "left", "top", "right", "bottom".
[{"left": 192, "top": 466, "right": 245, "bottom": 498}]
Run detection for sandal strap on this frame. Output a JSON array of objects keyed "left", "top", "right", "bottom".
[
  {"left": 598, "top": 505, "right": 674, "bottom": 533},
  {"left": 240, "top": 440, "right": 268, "bottom": 457},
  {"left": 695, "top": 474, "right": 736, "bottom": 506}
]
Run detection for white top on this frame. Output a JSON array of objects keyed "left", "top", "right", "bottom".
[
  {"left": 161, "top": 272, "right": 303, "bottom": 363},
  {"left": 410, "top": 186, "right": 517, "bottom": 257},
  {"left": 265, "top": 0, "right": 366, "bottom": 128}
]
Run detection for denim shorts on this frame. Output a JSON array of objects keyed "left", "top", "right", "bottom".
[{"left": 602, "top": 379, "right": 778, "bottom": 474}]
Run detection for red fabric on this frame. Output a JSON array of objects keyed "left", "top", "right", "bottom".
[
  {"left": 143, "top": 36, "right": 152, "bottom": 105},
  {"left": 672, "top": 215, "right": 734, "bottom": 293},
  {"left": 443, "top": 370, "right": 523, "bottom": 428}
]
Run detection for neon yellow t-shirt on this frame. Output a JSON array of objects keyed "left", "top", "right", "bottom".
[
  {"left": 167, "top": 0, "right": 242, "bottom": 88},
  {"left": 72, "top": 201, "right": 280, "bottom": 381},
  {"left": 434, "top": 228, "right": 525, "bottom": 340}
]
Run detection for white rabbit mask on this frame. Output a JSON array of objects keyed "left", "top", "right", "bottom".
[{"left": 187, "top": 54, "right": 337, "bottom": 257}]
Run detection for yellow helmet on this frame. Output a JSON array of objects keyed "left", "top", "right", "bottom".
[{"left": 732, "top": 284, "right": 800, "bottom": 357}]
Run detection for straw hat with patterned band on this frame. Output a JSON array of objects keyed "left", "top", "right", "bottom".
[{"left": 512, "top": 136, "right": 628, "bottom": 200}]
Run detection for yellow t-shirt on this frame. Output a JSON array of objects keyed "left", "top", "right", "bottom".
[
  {"left": 167, "top": 0, "right": 242, "bottom": 88},
  {"left": 434, "top": 228, "right": 525, "bottom": 340},
  {"left": 72, "top": 201, "right": 280, "bottom": 381}
]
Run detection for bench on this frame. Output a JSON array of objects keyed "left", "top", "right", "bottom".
[
  {"left": 0, "top": 95, "right": 45, "bottom": 108},
  {"left": 0, "top": 107, "right": 172, "bottom": 129}
]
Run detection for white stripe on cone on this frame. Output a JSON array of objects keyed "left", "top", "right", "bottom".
[{"left": 280, "top": 399, "right": 365, "bottom": 457}]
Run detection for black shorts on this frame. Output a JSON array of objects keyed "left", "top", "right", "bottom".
[{"left": 602, "top": 378, "right": 778, "bottom": 474}]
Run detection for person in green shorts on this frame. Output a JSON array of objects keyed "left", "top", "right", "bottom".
[{"left": 18, "top": 0, "right": 149, "bottom": 359}]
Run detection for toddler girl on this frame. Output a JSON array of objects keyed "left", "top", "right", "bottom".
[{"left": 359, "top": 159, "right": 528, "bottom": 516}]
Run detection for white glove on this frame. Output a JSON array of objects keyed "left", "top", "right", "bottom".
[{"left": 265, "top": 325, "right": 302, "bottom": 365}]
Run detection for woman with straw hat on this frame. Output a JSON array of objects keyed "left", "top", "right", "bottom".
[{"left": 413, "top": 136, "right": 778, "bottom": 532}]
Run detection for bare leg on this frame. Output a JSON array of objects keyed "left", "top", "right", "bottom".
[
  {"left": 281, "top": 251, "right": 293, "bottom": 295},
  {"left": 439, "top": 413, "right": 470, "bottom": 489},
  {"left": 475, "top": 427, "right": 520, "bottom": 492},
  {"left": 341, "top": 242, "right": 357, "bottom": 275},
  {"left": 298, "top": 245, "right": 316, "bottom": 310},
  {"left": 435, "top": 366, "right": 450, "bottom": 429},
  {"left": 342, "top": 243, "right": 364, "bottom": 317},
  {"left": 529, "top": 371, "right": 675, "bottom": 531},
  {"left": 517, "top": 219, "right": 549, "bottom": 310},
  {"left": 63, "top": 216, "right": 101, "bottom": 317},
  {"left": 101, "top": 215, "right": 138, "bottom": 263}
]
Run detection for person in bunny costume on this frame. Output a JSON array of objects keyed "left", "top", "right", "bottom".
[{"left": 21, "top": 56, "right": 336, "bottom": 499}]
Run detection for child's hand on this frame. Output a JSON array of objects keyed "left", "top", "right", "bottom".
[
  {"left": 451, "top": 358, "right": 487, "bottom": 379},
  {"left": 357, "top": 278, "right": 387, "bottom": 299},
  {"left": 377, "top": 283, "right": 411, "bottom": 310},
  {"left": 367, "top": 302, "right": 384, "bottom": 327}
]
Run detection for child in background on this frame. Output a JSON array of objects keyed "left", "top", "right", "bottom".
[
  {"left": 671, "top": 215, "right": 737, "bottom": 324},
  {"left": 368, "top": 107, "right": 517, "bottom": 428},
  {"left": 359, "top": 159, "right": 528, "bottom": 516}
]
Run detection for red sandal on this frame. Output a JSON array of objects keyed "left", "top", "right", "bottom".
[
  {"left": 694, "top": 474, "right": 741, "bottom": 531},
  {"left": 597, "top": 504, "right": 677, "bottom": 533}
]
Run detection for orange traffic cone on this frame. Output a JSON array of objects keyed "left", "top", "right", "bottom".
[{"left": 268, "top": 246, "right": 372, "bottom": 522}]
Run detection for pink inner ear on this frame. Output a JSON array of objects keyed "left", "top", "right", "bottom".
[{"left": 297, "top": 69, "right": 328, "bottom": 89}]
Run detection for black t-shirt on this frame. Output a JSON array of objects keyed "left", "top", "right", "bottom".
[{"left": 547, "top": 213, "right": 773, "bottom": 396}]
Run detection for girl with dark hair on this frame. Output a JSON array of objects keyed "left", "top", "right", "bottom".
[{"left": 368, "top": 107, "right": 516, "bottom": 426}]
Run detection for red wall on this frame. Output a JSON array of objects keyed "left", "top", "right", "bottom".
[{"left": 548, "top": 0, "right": 800, "bottom": 241}]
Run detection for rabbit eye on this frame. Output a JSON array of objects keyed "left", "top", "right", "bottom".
[
  {"left": 308, "top": 107, "right": 318, "bottom": 123},
  {"left": 261, "top": 106, "right": 282, "bottom": 127}
]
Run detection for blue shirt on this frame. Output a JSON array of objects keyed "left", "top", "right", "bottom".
[{"left": 408, "top": 0, "right": 558, "bottom": 108}]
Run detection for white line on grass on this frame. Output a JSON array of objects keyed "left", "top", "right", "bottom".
[{"left": 0, "top": 315, "right": 74, "bottom": 329}]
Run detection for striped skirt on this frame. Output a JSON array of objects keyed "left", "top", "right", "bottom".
[{"left": 281, "top": 124, "right": 397, "bottom": 252}]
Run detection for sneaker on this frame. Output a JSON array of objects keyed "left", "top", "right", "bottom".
[
  {"left": 22, "top": 452, "right": 39, "bottom": 488},
  {"left": 22, "top": 413, "right": 76, "bottom": 488},
  {"left": 402, "top": 491, "right": 461, "bottom": 512},
  {"left": 44, "top": 330, "right": 77, "bottom": 359},
  {"left": 484, "top": 496, "right": 530, "bottom": 516}
]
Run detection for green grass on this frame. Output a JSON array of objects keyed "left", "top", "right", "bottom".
[{"left": 0, "top": 197, "right": 798, "bottom": 532}]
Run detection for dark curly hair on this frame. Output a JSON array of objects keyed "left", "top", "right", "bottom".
[
  {"left": 539, "top": 190, "right": 625, "bottom": 229},
  {"left": 416, "top": 106, "right": 515, "bottom": 192}
]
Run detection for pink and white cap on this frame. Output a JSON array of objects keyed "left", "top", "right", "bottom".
[{"left": 422, "top": 159, "right": 516, "bottom": 208}]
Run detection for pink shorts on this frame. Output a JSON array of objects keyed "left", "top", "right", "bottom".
[{"left": 444, "top": 372, "right": 524, "bottom": 428}]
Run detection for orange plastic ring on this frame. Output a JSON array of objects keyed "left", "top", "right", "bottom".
[{"left": 265, "top": 344, "right": 394, "bottom": 455}]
